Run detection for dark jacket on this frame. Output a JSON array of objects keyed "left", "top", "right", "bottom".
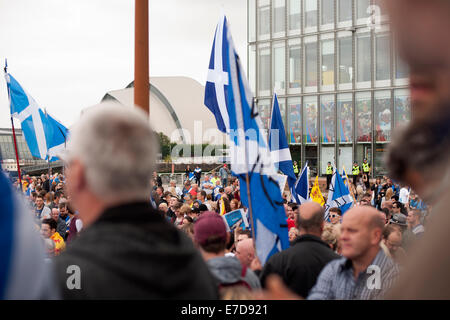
[
  {"left": 54, "top": 202, "right": 218, "bottom": 299},
  {"left": 260, "top": 234, "right": 340, "bottom": 298}
]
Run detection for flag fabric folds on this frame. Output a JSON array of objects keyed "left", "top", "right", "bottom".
[
  {"left": 5, "top": 73, "right": 68, "bottom": 162},
  {"left": 292, "top": 163, "right": 309, "bottom": 204},
  {"left": 310, "top": 176, "right": 325, "bottom": 206},
  {"left": 0, "top": 170, "right": 57, "bottom": 299},
  {"left": 204, "top": 15, "right": 289, "bottom": 265},
  {"left": 268, "top": 93, "right": 296, "bottom": 198},
  {"left": 324, "top": 170, "right": 354, "bottom": 221}
]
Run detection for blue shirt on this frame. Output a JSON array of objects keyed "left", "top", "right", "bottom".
[{"left": 307, "top": 249, "right": 399, "bottom": 300}]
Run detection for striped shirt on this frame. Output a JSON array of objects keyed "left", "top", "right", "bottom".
[{"left": 307, "top": 248, "right": 399, "bottom": 300}]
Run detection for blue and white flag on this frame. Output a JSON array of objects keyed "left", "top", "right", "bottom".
[
  {"left": 269, "top": 93, "right": 296, "bottom": 197},
  {"left": 0, "top": 170, "right": 57, "bottom": 299},
  {"left": 5, "top": 72, "right": 68, "bottom": 161},
  {"left": 292, "top": 163, "right": 309, "bottom": 204},
  {"left": 205, "top": 15, "right": 289, "bottom": 265},
  {"left": 324, "top": 170, "right": 354, "bottom": 220}
]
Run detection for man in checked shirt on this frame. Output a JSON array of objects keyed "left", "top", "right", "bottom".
[{"left": 307, "top": 206, "right": 399, "bottom": 300}]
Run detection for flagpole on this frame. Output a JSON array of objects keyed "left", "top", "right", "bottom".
[
  {"left": 10, "top": 117, "right": 23, "bottom": 190},
  {"left": 134, "top": 0, "right": 149, "bottom": 115},
  {"left": 4, "top": 60, "right": 23, "bottom": 190}
]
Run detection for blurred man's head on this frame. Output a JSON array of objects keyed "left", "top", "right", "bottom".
[
  {"left": 407, "top": 210, "right": 422, "bottom": 228},
  {"left": 194, "top": 212, "right": 229, "bottom": 259},
  {"left": 236, "top": 229, "right": 252, "bottom": 243},
  {"left": 158, "top": 202, "right": 168, "bottom": 213},
  {"left": 35, "top": 196, "right": 44, "bottom": 209},
  {"left": 340, "top": 206, "right": 385, "bottom": 261},
  {"left": 62, "top": 103, "right": 158, "bottom": 227},
  {"left": 285, "top": 204, "right": 294, "bottom": 219},
  {"left": 51, "top": 208, "right": 59, "bottom": 221},
  {"left": 235, "top": 238, "right": 255, "bottom": 268},
  {"left": 41, "top": 218, "right": 57, "bottom": 239},
  {"left": 388, "top": 107, "right": 450, "bottom": 201},
  {"left": 296, "top": 202, "right": 325, "bottom": 237},
  {"left": 329, "top": 207, "right": 342, "bottom": 225},
  {"left": 382, "top": 224, "right": 403, "bottom": 257},
  {"left": 382, "top": 0, "right": 450, "bottom": 119}
]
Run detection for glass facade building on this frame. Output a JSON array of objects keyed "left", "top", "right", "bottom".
[
  {"left": 0, "top": 129, "right": 34, "bottom": 160},
  {"left": 248, "top": 0, "right": 411, "bottom": 177}
]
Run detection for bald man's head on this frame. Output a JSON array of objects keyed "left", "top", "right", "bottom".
[
  {"left": 235, "top": 238, "right": 255, "bottom": 267},
  {"left": 296, "top": 202, "right": 325, "bottom": 236},
  {"left": 340, "top": 206, "right": 385, "bottom": 261}
]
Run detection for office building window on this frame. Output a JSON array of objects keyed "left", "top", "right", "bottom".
[
  {"left": 394, "top": 89, "right": 411, "bottom": 126},
  {"left": 338, "top": 0, "right": 352, "bottom": 23},
  {"left": 288, "top": 0, "right": 301, "bottom": 32},
  {"left": 273, "top": 0, "right": 286, "bottom": 36},
  {"left": 338, "top": 34, "right": 353, "bottom": 86},
  {"left": 258, "top": 99, "right": 272, "bottom": 131},
  {"left": 321, "top": 37, "right": 335, "bottom": 88},
  {"left": 356, "top": 0, "right": 370, "bottom": 22},
  {"left": 374, "top": 90, "right": 392, "bottom": 142},
  {"left": 258, "top": 45, "right": 271, "bottom": 96},
  {"left": 304, "top": 95, "right": 318, "bottom": 143},
  {"left": 258, "top": 0, "right": 271, "bottom": 40},
  {"left": 248, "top": 0, "right": 256, "bottom": 42},
  {"left": 337, "top": 93, "right": 353, "bottom": 143},
  {"left": 321, "top": 94, "right": 336, "bottom": 143},
  {"left": 273, "top": 42, "right": 286, "bottom": 93},
  {"left": 321, "top": 0, "right": 335, "bottom": 28},
  {"left": 356, "top": 91, "right": 372, "bottom": 142},
  {"left": 288, "top": 39, "right": 301, "bottom": 92},
  {"left": 304, "top": 0, "right": 318, "bottom": 30},
  {"left": 288, "top": 97, "right": 302, "bottom": 144},
  {"left": 375, "top": 33, "right": 391, "bottom": 84},
  {"left": 248, "top": 44, "right": 256, "bottom": 93},
  {"left": 304, "top": 36, "right": 318, "bottom": 89},
  {"left": 356, "top": 31, "right": 371, "bottom": 87}
]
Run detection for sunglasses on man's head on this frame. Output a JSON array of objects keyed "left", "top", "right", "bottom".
[{"left": 330, "top": 214, "right": 338, "bottom": 218}]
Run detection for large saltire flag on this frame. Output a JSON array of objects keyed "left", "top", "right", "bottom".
[
  {"left": 310, "top": 176, "right": 325, "bottom": 206},
  {"left": 324, "top": 170, "right": 354, "bottom": 221},
  {"left": 4, "top": 72, "right": 68, "bottom": 162},
  {"left": 269, "top": 93, "right": 296, "bottom": 199},
  {"left": 0, "top": 170, "right": 57, "bottom": 299},
  {"left": 204, "top": 15, "right": 289, "bottom": 265}
]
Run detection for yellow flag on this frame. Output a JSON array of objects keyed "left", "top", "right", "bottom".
[
  {"left": 220, "top": 197, "right": 226, "bottom": 215},
  {"left": 310, "top": 176, "right": 325, "bottom": 206}
]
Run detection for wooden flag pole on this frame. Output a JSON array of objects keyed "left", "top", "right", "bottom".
[
  {"left": 10, "top": 117, "right": 23, "bottom": 190},
  {"left": 4, "top": 60, "right": 23, "bottom": 190},
  {"left": 134, "top": 0, "right": 149, "bottom": 115}
]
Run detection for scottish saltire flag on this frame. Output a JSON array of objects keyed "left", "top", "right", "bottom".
[
  {"left": 204, "top": 15, "right": 289, "bottom": 265},
  {"left": 292, "top": 163, "right": 309, "bottom": 204},
  {"left": 5, "top": 72, "right": 68, "bottom": 162},
  {"left": 324, "top": 170, "right": 354, "bottom": 221},
  {"left": 0, "top": 171, "right": 57, "bottom": 299},
  {"left": 269, "top": 93, "right": 296, "bottom": 196},
  {"left": 188, "top": 172, "right": 195, "bottom": 181}
]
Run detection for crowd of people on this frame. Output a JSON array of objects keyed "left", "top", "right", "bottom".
[
  {"left": 12, "top": 140, "right": 430, "bottom": 300},
  {"left": 12, "top": 172, "right": 83, "bottom": 259},
  {"left": 3, "top": 0, "right": 450, "bottom": 300}
]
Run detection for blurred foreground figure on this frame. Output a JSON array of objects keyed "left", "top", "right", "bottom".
[
  {"left": 387, "top": 106, "right": 450, "bottom": 299},
  {"left": 381, "top": 0, "right": 450, "bottom": 299},
  {"left": 56, "top": 103, "right": 218, "bottom": 299},
  {"left": 0, "top": 171, "right": 57, "bottom": 299}
]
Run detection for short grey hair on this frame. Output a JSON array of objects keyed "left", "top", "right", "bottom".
[{"left": 67, "top": 102, "right": 158, "bottom": 203}]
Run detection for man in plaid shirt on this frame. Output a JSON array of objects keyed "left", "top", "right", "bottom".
[{"left": 307, "top": 206, "right": 399, "bottom": 300}]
